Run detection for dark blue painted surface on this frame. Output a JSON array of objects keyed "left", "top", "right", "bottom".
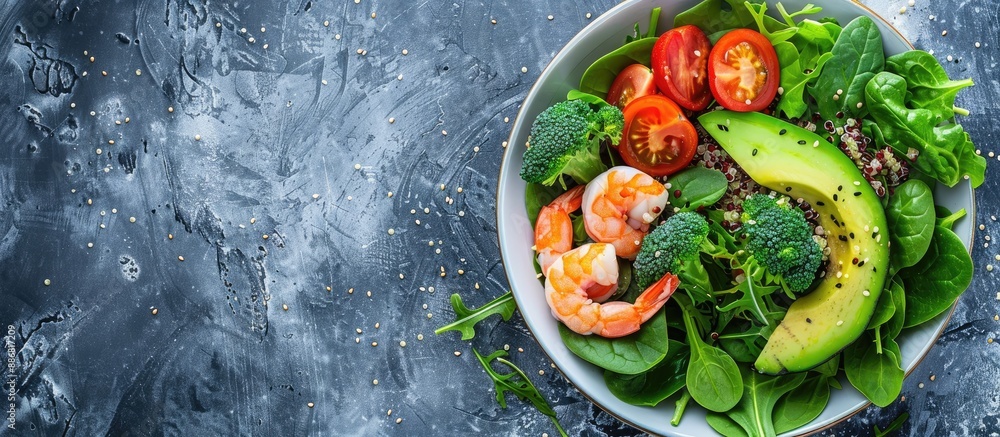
[{"left": 0, "top": 0, "right": 997, "bottom": 435}]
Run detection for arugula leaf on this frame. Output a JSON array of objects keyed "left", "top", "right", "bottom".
[
  {"left": 864, "top": 72, "right": 986, "bottom": 188},
  {"left": 434, "top": 292, "right": 517, "bottom": 340},
  {"left": 874, "top": 411, "right": 910, "bottom": 437},
  {"left": 745, "top": 2, "right": 798, "bottom": 44},
  {"left": 774, "top": 42, "right": 833, "bottom": 119},
  {"left": 808, "top": 16, "right": 885, "bottom": 122},
  {"left": 706, "top": 367, "right": 807, "bottom": 437},
  {"left": 626, "top": 7, "right": 661, "bottom": 43},
  {"left": 473, "top": 349, "right": 568, "bottom": 437},
  {"left": 674, "top": 0, "right": 757, "bottom": 34}
]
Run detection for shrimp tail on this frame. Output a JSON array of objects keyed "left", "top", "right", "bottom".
[
  {"left": 535, "top": 185, "right": 586, "bottom": 275},
  {"left": 633, "top": 273, "right": 680, "bottom": 323},
  {"left": 598, "top": 272, "right": 679, "bottom": 338}
]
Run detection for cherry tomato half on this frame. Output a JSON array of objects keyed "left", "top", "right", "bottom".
[
  {"left": 606, "top": 64, "right": 657, "bottom": 109},
  {"left": 618, "top": 95, "right": 699, "bottom": 177},
  {"left": 707, "top": 29, "right": 780, "bottom": 112},
  {"left": 651, "top": 25, "right": 712, "bottom": 111}
]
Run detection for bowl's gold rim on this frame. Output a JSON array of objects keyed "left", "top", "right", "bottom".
[{"left": 493, "top": 0, "right": 976, "bottom": 435}]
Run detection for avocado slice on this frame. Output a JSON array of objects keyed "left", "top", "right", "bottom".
[{"left": 699, "top": 110, "right": 889, "bottom": 375}]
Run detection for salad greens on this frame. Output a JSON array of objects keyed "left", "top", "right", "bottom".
[
  {"left": 442, "top": 0, "right": 982, "bottom": 435},
  {"left": 433, "top": 292, "right": 517, "bottom": 340},
  {"left": 865, "top": 72, "right": 986, "bottom": 187},
  {"left": 885, "top": 179, "right": 936, "bottom": 269},
  {"left": 807, "top": 15, "right": 885, "bottom": 122},
  {"left": 473, "top": 349, "right": 568, "bottom": 437},
  {"left": 557, "top": 309, "right": 669, "bottom": 374}
]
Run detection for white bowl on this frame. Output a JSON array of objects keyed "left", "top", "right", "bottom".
[{"left": 496, "top": 1, "right": 975, "bottom": 435}]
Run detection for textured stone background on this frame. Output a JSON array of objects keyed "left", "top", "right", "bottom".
[{"left": 0, "top": 0, "right": 996, "bottom": 435}]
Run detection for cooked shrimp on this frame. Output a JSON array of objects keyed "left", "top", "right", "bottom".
[
  {"left": 534, "top": 185, "right": 585, "bottom": 275},
  {"left": 582, "top": 166, "right": 670, "bottom": 259},
  {"left": 545, "top": 243, "right": 679, "bottom": 337}
]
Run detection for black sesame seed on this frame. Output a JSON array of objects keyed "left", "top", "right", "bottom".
[{"left": 717, "top": 124, "right": 729, "bottom": 132}]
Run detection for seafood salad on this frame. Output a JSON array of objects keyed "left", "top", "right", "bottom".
[{"left": 518, "top": 1, "right": 983, "bottom": 435}]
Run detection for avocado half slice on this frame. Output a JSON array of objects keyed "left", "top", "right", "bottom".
[{"left": 699, "top": 110, "right": 890, "bottom": 375}]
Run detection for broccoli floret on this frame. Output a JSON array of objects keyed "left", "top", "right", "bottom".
[
  {"left": 519, "top": 99, "right": 624, "bottom": 186},
  {"left": 740, "top": 194, "right": 823, "bottom": 293},
  {"left": 634, "top": 212, "right": 718, "bottom": 289}
]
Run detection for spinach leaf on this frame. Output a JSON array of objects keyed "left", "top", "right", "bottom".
[
  {"left": 706, "top": 367, "right": 807, "bottom": 437},
  {"left": 864, "top": 72, "right": 986, "bottom": 187},
  {"left": 604, "top": 339, "right": 690, "bottom": 406},
  {"left": 674, "top": 0, "right": 757, "bottom": 34},
  {"left": 672, "top": 390, "right": 692, "bottom": 426},
  {"left": 665, "top": 166, "right": 729, "bottom": 212},
  {"left": 886, "top": 275, "right": 906, "bottom": 339},
  {"left": 808, "top": 16, "right": 884, "bottom": 122},
  {"left": 677, "top": 294, "right": 743, "bottom": 412},
  {"left": 473, "top": 349, "right": 568, "bottom": 437},
  {"left": 936, "top": 206, "right": 967, "bottom": 230},
  {"left": 901, "top": 225, "right": 973, "bottom": 327},
  {"left": 435, "top": 292, "right": 518, "bottom": 340},
  {"left": 558, "top": 308, "right": 668, "bottom": 374},
  {"left": 525, "top": 183, "right": 563, "bottom": 225},
  {"left": 717, "top": 316, "right": 782, "bottom": 363},
  {"left": 772, "top": 372, "right": 832, "bottom": 434},
  {"left": 843, "top": 330, "right": 904, "bottom": 407},
  {"left": 885, "top": 50, "right": 974, "bottom": 123},
  {"left": 867, "top": 276, "right": 899, "bottom": 329},
  {"left": 885, "top": 179, "right": 936, "bottom": 269},
  {"left": 566, "top": 89, "right": 610, "bottom": 108},
  {"left": 578, "top": 38, "right": 657, "bottom": 99}
]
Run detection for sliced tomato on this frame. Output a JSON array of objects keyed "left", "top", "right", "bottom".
[
  {"left": 619, "top": 95, "right": 699, "bottom": 177},
  {"left": 651, "top": 25, "right": 712, "bottom": 111},
  {"left": 708, "top": 29, "right": 780, "bottom": 112},
  {"left": 606, "top": 64, "right": 657, "bottom": 109}
]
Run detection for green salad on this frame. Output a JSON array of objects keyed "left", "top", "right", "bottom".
[{"left": 517, "top": 1, "right": 983, "bottom": 435}]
